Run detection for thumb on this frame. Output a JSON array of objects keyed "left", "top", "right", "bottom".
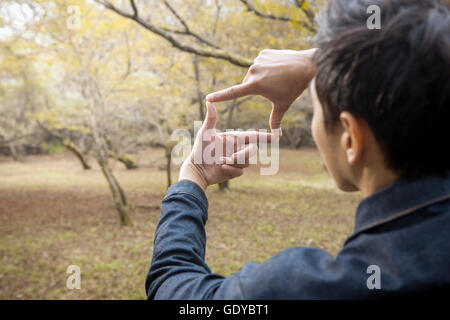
[
  {"left": 203, "top": 101, "right": 217, "bottom": 130},
  {"left": 269, "top": 103, "right": 286, "bottom": 135}
]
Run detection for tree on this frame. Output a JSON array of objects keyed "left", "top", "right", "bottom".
[
  {"left": 0, "top": 0, "right": 321, "bottom": 224},
  {"left": 11, "top": 0, "right": 159, "bottom": 225},
  {"left": 0, "top": 35, "right": 38, "bottom": 160}
]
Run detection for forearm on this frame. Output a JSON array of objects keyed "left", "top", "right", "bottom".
[
  {"left": 145, "top": 179, "right": 368, "bottom": 300},
  {"left": 145, "top": 180, "right": 224, "bottom": 299}
]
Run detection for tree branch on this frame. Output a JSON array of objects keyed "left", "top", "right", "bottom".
[
  {"left": 35, "top": 119, "right": 63, "bottom": 140},
  {"left": 130, "top": 0, "right": 138, "bottom": 17},
  {"left": 240, "top": 0, "right": 315, "bottom": 32},
  {"left": 162, "top": 0, "right": 219, "bottom": 49},
  {"left": 294, "top": 0, "right": 315, "bottom": 25},
  {"left": 192, "top": 55, "right": 205, "bottom": 120},
  {"left": 95, "top": 0, "right": 252, "bottom": 67}
]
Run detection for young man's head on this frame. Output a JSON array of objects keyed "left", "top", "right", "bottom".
[{"left": 310, "top": 0, "right": 449, "bottom": 196}]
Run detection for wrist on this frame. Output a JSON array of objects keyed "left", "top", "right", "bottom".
[
  {"left": 179, "top": 160, "right": 208, "bottom": 192},
  {"left": 297, "top": 48, "right": 317, "bottom": 79}
]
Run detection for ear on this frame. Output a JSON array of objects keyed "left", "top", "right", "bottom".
[{"left": 339, "top": 111, "right": 365, "bottom": 165}]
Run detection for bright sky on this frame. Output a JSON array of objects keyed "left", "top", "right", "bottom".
[{"left": 0, "top": 1, "right": 39, "bottom": 40}]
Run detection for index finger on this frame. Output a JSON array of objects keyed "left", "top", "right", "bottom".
[
  {"left": 218, "top": 131, "right": 277, "bottom": 144},
  {"left": 206, "top": 83, "right": 254, "bottom": 102}
]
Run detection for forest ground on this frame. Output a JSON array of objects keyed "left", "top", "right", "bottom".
[{"left": 0, "top": 148, "right": 361, "bottom": 299}]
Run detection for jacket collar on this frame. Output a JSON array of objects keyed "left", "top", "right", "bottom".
[{"left": 354, "top": 174, "right": 450, "bottom": 234}]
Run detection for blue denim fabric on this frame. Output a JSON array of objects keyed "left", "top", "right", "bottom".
[{"left": 146, "top": 175, "right": 450, "bottom": 299}]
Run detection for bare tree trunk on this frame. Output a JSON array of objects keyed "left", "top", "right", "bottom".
[
  {"left": 75, "top": 39, "right": 132, "bottom": 226},
  {"left": 88, "top": 104, "right": 132, "bottom": 226},
  {"left": 110, "top": 167, "right": 128, "bottom": 205},
  {"left": 218, "top": 181, "right": 229, "bottom": 191},
  {"left": 62, "top": 139, "right": 91, "bottom": 170},
  {"left": 193, "top": 55, "right": 205, "bottom": 120},
  {"left": 154, "top": 142, "right": 172, "bottom": 189},
  {"left": 166, "top": 147, "right": 172, "bottom": 189},
  {"left": 98, "top": 156, "right": 132, "bottom": 226},
  {"left": 8, "top": 143, "right": 20, "bottom": 161},
  {"left": 226, "top": 100, "right": 237, "bottom": 130}
]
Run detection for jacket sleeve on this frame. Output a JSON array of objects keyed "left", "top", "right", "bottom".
[
  {"left": 145, "top": 180, "right": 374, "bottom": 300},
  {"left": 145, "top": 180, "right": 225, "bottom": 299}
]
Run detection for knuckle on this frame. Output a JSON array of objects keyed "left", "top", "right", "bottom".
[{"left": 249, "top": 64, "right": 259, "bottom": 73}]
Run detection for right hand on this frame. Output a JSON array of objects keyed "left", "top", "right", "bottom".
[{"left": 206, "top": 48, "right": 317, "bottom": 132}]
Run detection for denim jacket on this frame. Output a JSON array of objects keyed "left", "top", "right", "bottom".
[{"left": 146, "top": 174, "right": 450, "bottom": 299}]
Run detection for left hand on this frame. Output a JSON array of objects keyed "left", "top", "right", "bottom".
[{"left": 179, "top": 101, "right": 276, "bottom": 191}]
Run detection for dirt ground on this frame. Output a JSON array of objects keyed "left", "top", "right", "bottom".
[{"left": 0, "top": 148, "right": 361, "bottom": 299}]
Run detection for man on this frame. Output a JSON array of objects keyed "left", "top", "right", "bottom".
[{"left": 146, "top": 0, "right": 450, "bottom": 299}]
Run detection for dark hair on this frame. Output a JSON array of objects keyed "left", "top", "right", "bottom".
[{"left": 314, "top": 0, "right": 450, "bottom": 179}]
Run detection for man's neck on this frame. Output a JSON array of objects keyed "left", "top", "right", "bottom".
[{"left": 359, "top": 167, "right": 399, "bottom": 198}]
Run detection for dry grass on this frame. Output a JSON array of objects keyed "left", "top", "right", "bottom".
[{"left": 0, "top": 148, "right": 361, "bottom": 299}]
